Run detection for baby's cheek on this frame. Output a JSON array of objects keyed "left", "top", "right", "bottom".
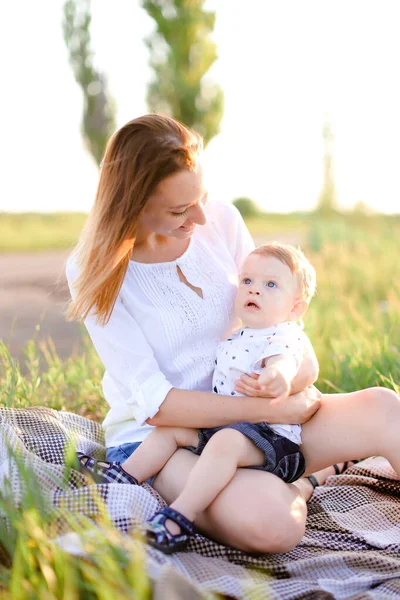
[{"left": 233, "top": 292, "right": 244, "bottom": 314}]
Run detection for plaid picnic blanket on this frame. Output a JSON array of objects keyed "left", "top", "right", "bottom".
[{"left": 1, "top": 406, "right": 400, "bottom": 599}]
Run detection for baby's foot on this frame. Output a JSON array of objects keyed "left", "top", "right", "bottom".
[
  {"left": 146, "top": 507, "right": 196, "bottom": 554},
  {"left": 164, "top": 505, "right": 195, "bottom": 536},
  {"left": 77, "top": 453, "right": 139, "bottom": 485}
]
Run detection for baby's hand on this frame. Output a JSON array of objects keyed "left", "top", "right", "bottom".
[{"left": 258, "top": 366, "right": 291, "bottom": 404}]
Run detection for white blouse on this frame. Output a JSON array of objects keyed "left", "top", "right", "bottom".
[{"left": 66, "top": 201, "right": 255, "bottom": 448}]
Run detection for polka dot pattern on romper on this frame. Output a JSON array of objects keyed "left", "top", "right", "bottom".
[{"left": 212, "top": 323, "right": 304, "bottom": 416}]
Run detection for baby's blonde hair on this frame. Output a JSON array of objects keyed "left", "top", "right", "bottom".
[{"left": 250, "top": 242, "right": 316, "bottom": 303}]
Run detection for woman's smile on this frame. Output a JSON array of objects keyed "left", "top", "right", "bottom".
[{"left": 178, "top": 224, "right": 196, "bottom": 233}]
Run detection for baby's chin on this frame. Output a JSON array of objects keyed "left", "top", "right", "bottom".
[{"left": 238, "top": 312, "right": 277, "bottom": 330}]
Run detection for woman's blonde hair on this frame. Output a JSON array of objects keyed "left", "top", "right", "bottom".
[
  {"left": 67, "top": 114, "right": 203, "bottom": 325},
  {"left": 251, "top": 242, "right": 316, "bottom": 303}
]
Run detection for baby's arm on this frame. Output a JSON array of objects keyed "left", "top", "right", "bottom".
[
  {"left": 257, "top": 354, "right": 298, "bottom": 404},
  {"left": 290, "top": 334, "right": 319, "bottom": 393}
]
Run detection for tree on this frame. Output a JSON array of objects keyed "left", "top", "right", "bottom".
[
  {"left": 142, "top": 0, "right": 224, "bottom": 145},
  {"left": 62, "top": 0, "right": 116, "bottom": 165},
  {"left": 316, "top": 116, "right": 338, "bottom": 214},
  {"left": 233, "top": 197, "right": 261, "bottom": 219},
  {"left": 352, "top": 200, "right": 375, "bottom": 216}
]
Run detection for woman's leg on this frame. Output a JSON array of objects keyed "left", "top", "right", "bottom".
[
  {"left": 293, "top": 462, "right": 356, "bottom": 500},
  {"left": 152, "top": 387, "right": 400, "bottom": 553},
  {"left": 300, "top": 387, "right": 400, "bottom": 474},
  {"left": 153, "top": 448, "right": 307, "bottom": 553}
]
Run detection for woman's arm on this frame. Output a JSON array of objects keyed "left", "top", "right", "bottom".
[{"left": 146, "top": 385, "right": 321, "bottom": 428}]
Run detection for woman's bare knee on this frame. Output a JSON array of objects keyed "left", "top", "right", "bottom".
[
  {"left": 242, "top": 487, "right": 306, "bottom": 553},
  {"left": 363, "top": 387, "right": 400, "bottom": 428},
  {"left": 372, "top": 386, "right": 400, "bottom": 406},
  {"left": 359, "top": 386, "right": 399, "bottom": 406},
  {"left": 199, "top": 471, "right": 307, "bottom": 553}
]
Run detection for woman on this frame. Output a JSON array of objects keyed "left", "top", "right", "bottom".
[{"left": 67, "top": 114, "right": 400, "bottom": 553}]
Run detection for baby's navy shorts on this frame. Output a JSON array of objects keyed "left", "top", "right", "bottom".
[{"left": 191, "top": 422, "right": 306, "bottom": 484}]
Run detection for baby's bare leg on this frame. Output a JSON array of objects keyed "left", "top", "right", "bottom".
[
  {"left": 121, "top": 427, "right": 199, "bottom": 483},
  {"left": 171, "top": 428, "right": 264, "bottom": 522}
]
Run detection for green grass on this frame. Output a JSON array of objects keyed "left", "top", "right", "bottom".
[
  {"left": 0, "top": 213, "right": 87, "bottom": 253},
  {"left": 2, "top": 209, "right": 398, "bottom": 253},
  {"left": 0, "top": 445, "right": 152, "bottom": 599},
  {"left": 0, "top": 336, "right": 107, "bottom": 422},
  {"left": 0, "top": 211, "right": 400, "bottom": 596}
]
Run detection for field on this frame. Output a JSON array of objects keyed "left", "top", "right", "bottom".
[
  {"left": 0, "top": 210, "right": 400, "bottom": 597},
  {"left": 0, "top": 213, "right": 87, "bottom": 253},
  {"left": 1, "top": 210, "right": 399, "bottom": 400}
]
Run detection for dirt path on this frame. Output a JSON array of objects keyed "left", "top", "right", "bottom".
[{"left": 0, "top": 251, "right": 83, "bottom": 362}]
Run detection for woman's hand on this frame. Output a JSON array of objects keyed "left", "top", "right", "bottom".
[
  {"left": 280, "top": 385, "right": 322, "bottom": 424},
  {"left": 235, "top": 374, "right": 322, "bottom": 424}
]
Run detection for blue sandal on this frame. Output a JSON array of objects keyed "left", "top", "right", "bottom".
[
  {"left": 76, "top": 452, "right": 139, "bottom": 486},
  {"left": 146, "top": 506, "right": 196, "bottom": 554}
]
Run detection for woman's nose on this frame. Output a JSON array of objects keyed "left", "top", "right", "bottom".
[{"left": 192, "top": 201, "right": 207, "bottom": 226}]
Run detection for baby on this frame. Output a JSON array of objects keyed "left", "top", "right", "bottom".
[{"left": 79, "top": 242, "right": 316, "bottom": 553}]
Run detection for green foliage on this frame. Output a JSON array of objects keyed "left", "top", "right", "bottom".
[
  {"left": 2, "top": 212, "right": 400, "bottom": 396},
  {"left": 232, "top": 197, "right": 261, "bottom": 219},
  {"left": 0, "top": 213, "right": 87, "bottom": 253},
  {"left": 0, "top": 338, "right": 151, "bottom": 595},
  {"left": 0, "top": 335, "right": 107, "bottom": 422},
  {"left": 63, "top": 0, "right": 116, "bottom": 165},
  {"left": 142, "top": 0, "right": 224, "bottom": 144},
  {"left": 303, "top": 226, "right": 400, "bottom": 394},
  {"left": 1, "top": 213, "right": 400, "bottom": 594},
  {"left": 352, "top": 200, "right": 376, "bottom": 216},
  {"left": 234, "top": 213, "right": 400, "bottom": 394},
  {"left": 316, "top": 117, "right": 338, "bottom": 214},
  {"left": 0, "top": 445, "right": 151, "bottom": 599}
]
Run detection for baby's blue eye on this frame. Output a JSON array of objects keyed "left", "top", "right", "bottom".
[
  {"left": 267, "top": 281, "right": 276, "bottom": 288},
  {"left": 243, "top": 278, "right": 251, "bottom": 285}
]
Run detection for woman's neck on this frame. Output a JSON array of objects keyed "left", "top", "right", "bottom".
[{"left": 130, "top": 235, "right": 190, "bottom": 264}]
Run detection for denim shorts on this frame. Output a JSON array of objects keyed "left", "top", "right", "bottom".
[{"left": 106, "top": 441, "right": 156, "bottom": 486}]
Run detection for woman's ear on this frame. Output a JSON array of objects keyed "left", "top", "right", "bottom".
[{"left": 290, "top": 298, "right": 308, "bottom": 320}]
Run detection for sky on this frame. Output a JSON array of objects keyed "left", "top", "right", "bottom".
[{"left": 1, "top": 0, "right": 400, "bottom": 214}]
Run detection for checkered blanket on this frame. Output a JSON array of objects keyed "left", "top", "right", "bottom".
[{"left": 1, "top": 406, "right": 400, "bottom": 599}]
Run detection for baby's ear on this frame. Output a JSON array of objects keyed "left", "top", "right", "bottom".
[{"left": 291, "top": 298, "right": 308, "bottom": 320}]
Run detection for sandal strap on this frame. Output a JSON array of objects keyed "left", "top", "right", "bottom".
[
  {"left": 307, "top": 474, "right": 320, "bottom": 489},
  {"left": 76, "top": 452, "right": 138, "bottom": 485},
  {"left": 146, "top": 507, "right": 196, "bottom": 553},
  {"left": 77, "top": 453, "right": 101, "bottom": 476},
  {"left": 157, "top": 507, "right": 196, "bottom": 536},
  {"left": 333, "top": 462, "right": 349, "bottom": 475}
]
